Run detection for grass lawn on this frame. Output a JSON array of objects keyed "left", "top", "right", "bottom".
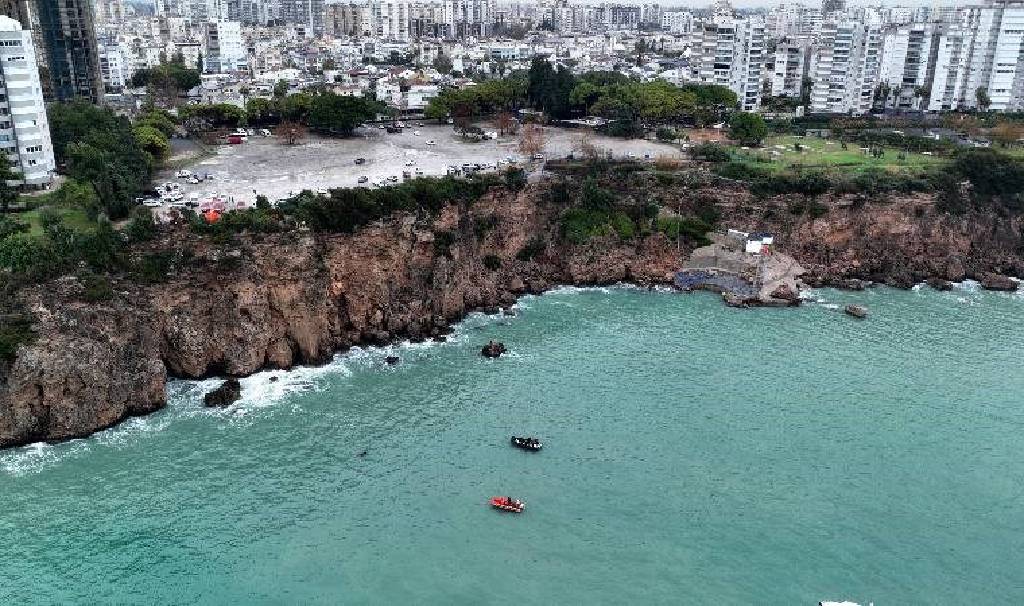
[
  {"left": 18, "top": 206, "right": 95, "bottom": 237},
  {"left": 730, "top": 135, "right": 949, "bottom": 174}
]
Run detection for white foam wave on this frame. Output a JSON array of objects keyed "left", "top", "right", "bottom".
[{"left": 0, "top": 440, "right": 91, "bottom": 477}]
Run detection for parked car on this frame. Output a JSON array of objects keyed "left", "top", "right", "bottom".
[
  {"left": 176, "top": 169, "right": 191, "bottom": 179},
  {"left": 389, "top": 175, "right": 399, "bottom": 182},
  {"left": 229, "top": 130, "right": 248, "bottom": 142},
  {"left": 258, "top": 128, "right": 272, "bottom": 137},
  {"left": 413, "top": 130, "right": 421, "bottom": 136},
  {"left": 187, "top": 176, "right": 201, "bottom": 184},
  {"left": 405, "top": 160, "right": 415, "bottom": 166},
  {"left": 143, "top": 199, "right": 162, "bottom": 208},
  {"left": 414, "top": 168, "right": 424, "bottom": 176},
  {"left": 354, "top": 157, "right": 366, "bottom": 164},
  {"left": 402, "top": 170, "right": 412, "bottom": 179},
  {"left": 426, "top": 140, "right": 436, "bottom": 146},
  {"left": 357, "top": 175, "right": 369, "bottom": 183}
]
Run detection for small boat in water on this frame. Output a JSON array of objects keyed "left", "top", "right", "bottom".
[
  {"left": 490, "top": 496, "right": 525, "bottom": 513},
  {"left": 511, "top": 436, "right": 542, "bottom": 451}
]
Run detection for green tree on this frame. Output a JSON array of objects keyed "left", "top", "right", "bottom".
[
  {"left": 306, "top": 93, "right": 383, "bottom": 136},
  {"left": 0, "top": 164, "right": 21, "bottom": 212},
  {"left": 728, "top": 112, "right": 769, "bottom": 146},
  {"left": 133, "top": 125, "right": 171, "bottom": 161},
  {"left": 433, "top": 52, "right": 453, "bottom": 75},
  {"left": 976, "top": 87, "right": 991, "bottom": 112}
]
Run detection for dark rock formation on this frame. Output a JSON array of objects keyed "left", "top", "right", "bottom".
[
  {"left": 481, "top": 341, "right": 507, "bottom": 358},
  {"left": 385, "top": 356, "right": 400, "bottom": 365},
  {"left": 204, "top": 379, "right": 242, "bottom": 408},
  {"left": 769, "top": 283, "right": 801, "bottom": 306},
  {"left": 845, "top": 304, "right": 868, "bottom": 319},
  {"left": 978, "top": 273, "right": 1018, "bottom": 292},
  {"left": 926, "top": 278, "right": 954, "bottom": 291}
]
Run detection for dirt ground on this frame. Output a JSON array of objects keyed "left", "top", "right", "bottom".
[{"left": 154, "top": 124, "right": 684, "bottom": 207}]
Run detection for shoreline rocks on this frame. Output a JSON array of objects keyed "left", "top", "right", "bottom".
[
  {"left": 978, "top": 273, "right": 1019, "bottom": 292},
  {"left": 204, "top": 379, "right": 242, "bottom": 408}
]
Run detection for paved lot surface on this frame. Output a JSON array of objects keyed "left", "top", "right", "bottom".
[{"left": 154, "top": 124, "right": 683, "bottom": 207}]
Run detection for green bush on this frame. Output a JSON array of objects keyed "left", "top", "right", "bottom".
[
  {"left": 134, "top": 252, "right": 173, "bottom": 284},
  {"left": 609, "top": 212, "right": 636, "bottom": 239},
  {"left": 0, "top": 314, "right": 34, "bottom": 361},
  {"left": 504, "top": 167, "right": 527, "bottom": 191},
  {"left": 433, "top": 230, "right": 457, "bottom": 256},
  {"left": 0, "top": 215, "right": 28, "bottom": 240},
  {"left": 126, "top": 206, "right": 157, "bottom": 242},
  {"left": 561, "top": 207, "right": 611, "bottom": 244},
  {"left": 689, "top": 142, "right": 731, "bottom": 163},
  {"left": 483, "top": 254, "right": 501, "bottom": 270},
  {"left": 516, "top": 236, "right": 546, "bottom": 261},
  {"left": 80, "top": 273, "right": 114, "bottom": 302},
  {"left": 655, "top": 127, "right": 677, "bottom": 142},
  {"left": 656, "top": 216, "right": 712, "bottom": 246}
]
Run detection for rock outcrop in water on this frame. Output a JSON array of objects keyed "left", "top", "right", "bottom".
[
  {"left": 480, "top": 341, "right": 507, "bottom": 358},
  {"left": 845, "top": 305, "right": 868, "bottom": 319},
  {"left": 204, "top": 379, "right": 242, "bottom": 408}
]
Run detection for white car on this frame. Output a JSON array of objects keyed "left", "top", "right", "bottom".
[
  {"left": 413, "top": 130, "right": 421, "bottom": 136},
  {"left": 142, "top": 199, "right": 162, "bottom": 208},
  {"left": 405, "top": 160, "right": 415, "bottom": 166},
  {"left": 414, "top": 168, "right": 424, "bottom": 176},
  {"left": 426, "top": 140, "right": 436, "bottom": 146},
  {"left": 258, "top": 128, "right": 272, "bottom": 137},
  {"left": 187, "top": 176, "right": 201, "bottom": 184},
  {"left": 176, "top": 169, "right": 191, "bottom": 179}
]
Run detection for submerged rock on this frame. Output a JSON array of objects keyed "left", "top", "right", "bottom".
[
  {"left": 481, "top": 341, "right": 507, "bottom": 358},
  {"left": 844, "top": 304, "right": 868, "bottom": 319},
  {"left": 979, "top": 273, "right": 1018, "bottom": 292},
  {"left": 385, "top": 355, "right": 400, "bottom": 365},
  {"left": 204, "top": 379, "right": 242, "bottom": 407}
]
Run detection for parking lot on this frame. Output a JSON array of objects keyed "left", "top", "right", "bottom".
[{"left": 154, "top": 124, "right": 684, "bottom": 209}]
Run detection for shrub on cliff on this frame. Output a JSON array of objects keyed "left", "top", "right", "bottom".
[
  {"left": 656, "top": 217, "right": 712, "bottom": 246},
  {"left": 516, "top": 237, "right": 546, "bottom": 261},
  {"left": 0, "top": 314, "right": 33, "bottom": 362},
  {"left": 278, "top": 175, "right": 500, "bottom": 234},
  {"left": 689, "top": 142, "right": 730, "bottom": 163},
  {"left": 951, "top": 149, "right": 1024, "bottom": 201}
]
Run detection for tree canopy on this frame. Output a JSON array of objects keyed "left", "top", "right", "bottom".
[
  {"left": 48, "top": 101, "right": 155, "bottom": 219},
  {"left": 728, "top": 112, "right": 769, "bottom": 146}
]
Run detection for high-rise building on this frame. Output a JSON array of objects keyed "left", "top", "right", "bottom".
[
  {"left": 0, "top": 0, "right": 103, "bottom": 103},
  {"left": 694, "top": 15, "right": 766, "bottom": 111},
  {"left": 771, "top": 36, "right": 811, "bottom": 98},
  {"left": 878, "top": 22, "right": 938, "bottom": 109},
  {"left": 280, "top": 0, "right": 325, "bottom": 34},
  {"left": 809, "top": 20, "right": 883, "bottom": 114},
  {"left": 0, "top": 15, "right": 55, "bottom": 187},
  {"left": 204, "top": 20, "right": 244, "bottom": 72}
]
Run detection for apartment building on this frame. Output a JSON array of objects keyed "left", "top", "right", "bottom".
[{"left": 0, "top": 15, "right": 55, "bottom": 187}]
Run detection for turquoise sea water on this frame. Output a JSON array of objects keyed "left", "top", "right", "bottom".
[{"left": 2, "top": 284, "right": 1023, "bottom": 604}]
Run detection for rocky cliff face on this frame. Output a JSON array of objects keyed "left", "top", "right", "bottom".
[
  {"left": 0, "top": 187, "right": 680, "bottom": 449},
  {"left": 2, "top": 178, "right": 1021, "bottom": 449}
]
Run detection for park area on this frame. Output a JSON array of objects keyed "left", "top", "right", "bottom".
[{"left": 727, "top": 135, "right": 949, "bottom": 174}]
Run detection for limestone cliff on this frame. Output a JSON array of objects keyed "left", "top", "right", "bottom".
[
  {"left": 0, "top": 187, "right": 680, "bottom": 448},
  {"left": 1, "top": 177, "right": 1022, "bottom": 449}
]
